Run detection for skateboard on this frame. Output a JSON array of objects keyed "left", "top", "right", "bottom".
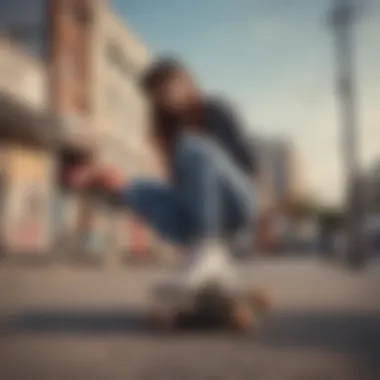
[{"left": 147, "top": 280, "right": 271, "bottom": 332}]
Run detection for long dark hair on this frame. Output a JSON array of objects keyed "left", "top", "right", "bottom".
[
  {"left": 141, "top": 58, "right": 203, "bottom": 163},
  {"left": 149, "top": 106, "right": 179, "bottom": 164}
]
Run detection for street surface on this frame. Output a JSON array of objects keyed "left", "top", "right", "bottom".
[{"left": 0, "top": 257, "right": 379, "bottom": 380}]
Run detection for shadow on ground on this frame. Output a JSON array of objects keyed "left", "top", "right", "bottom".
[
  {"left": 261, "top": 311, "right": 380, "bottom": 353},
  {"left": 1, "top": 308, "right": 146, "bottom": 335},
  {"left": 1, "top": 308, "right": 379, "bottom": 351}
]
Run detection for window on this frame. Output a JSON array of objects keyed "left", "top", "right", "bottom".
[
  {"left": 106, "top": 40, "right": 135, "bottom": 77},
  {"left": 66, "top": 0, "right": 93, "bottom": 26}
]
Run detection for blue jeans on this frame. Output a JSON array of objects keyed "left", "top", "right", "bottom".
[{"left": 123, "top": 134, "right": 257, "bottom": 246}]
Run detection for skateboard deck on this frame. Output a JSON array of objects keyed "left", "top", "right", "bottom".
[{"left": 148, "top": 280, "right": 271, "bottom": 332}]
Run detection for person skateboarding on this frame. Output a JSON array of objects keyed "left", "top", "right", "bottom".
[{"left": 71, "top": 58, "right": 259, "bottom": 290}]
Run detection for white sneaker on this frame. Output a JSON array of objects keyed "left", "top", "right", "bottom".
[{"left": 171, "top": 240, "right": 238, "bottom": 291}]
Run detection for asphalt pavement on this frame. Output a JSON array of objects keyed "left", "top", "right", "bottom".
[{"left": 0, "top": 257, "right": 379, "bottom": 380}]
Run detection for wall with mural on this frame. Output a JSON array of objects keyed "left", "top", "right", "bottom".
[{"left": 4, "top": 146, "right": 54, "bottom": 254}]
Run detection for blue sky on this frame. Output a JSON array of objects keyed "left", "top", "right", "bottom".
[{"left": 113, "top": 0, "right": 380, "bottom": 205}]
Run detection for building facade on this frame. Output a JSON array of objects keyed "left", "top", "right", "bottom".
[
  {"left": 252, "top": 135, "right": 307, "bottom": 251},
  {"left": 89, "top": 1, "right": 155, "bottom": 258},
  {"left": 0, "top": 26, "right": 56, "bottom": 255},
  {"left": 51, "top": 0, "right": 157, "bottom": 259},
  {"left": 0, "top": 0, "right": 155, "bottom": 259},
  {"left": 257, "top": 137, "right": 304, "bottom": 206}
]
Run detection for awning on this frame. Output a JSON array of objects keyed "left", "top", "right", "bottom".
[
  {"left": 0, "top": 92, "right": 92, "bottom": 157},
  {"left": 0, "top": 91, "right": 56, "bottom": 146}
]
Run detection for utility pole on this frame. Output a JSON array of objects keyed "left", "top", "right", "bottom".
[{"left": 329, "top": 0, "right": 366, "bottom": 268}]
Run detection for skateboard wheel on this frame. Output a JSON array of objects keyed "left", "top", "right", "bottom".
[
  {"left": 249, "top": 288, "right": 271, "bottom": 313},
  {"left": 148, "top": 307, "right": 176, "bottom": 330},
  {"left": 231, "top": 302, "right": 253, "bottom": 332}
]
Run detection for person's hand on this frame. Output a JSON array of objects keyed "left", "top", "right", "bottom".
[
  {"left": 99, "top": 165, "right": 126, "bottom": 192},
  {"left": 70, "top": 165, "right": 95, "bottom": 189},
  {"left": 70, "top": 164, "right": 126, "bottom": 192}
]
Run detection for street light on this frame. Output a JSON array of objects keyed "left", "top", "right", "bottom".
[{"left": 328, "top": 0, "right": 367, "bottom": 268}]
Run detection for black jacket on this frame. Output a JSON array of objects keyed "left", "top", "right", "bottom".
[{"left": 204, "top": 97, "right": 257, "bottom": 176}]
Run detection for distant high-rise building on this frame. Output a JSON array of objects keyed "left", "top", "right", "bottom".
[
  {"left": 252, "top": 135, "right": 303, "bottom": 207},
  {"left": 250, "top": 134, "right": 308, "bottom": 250}
]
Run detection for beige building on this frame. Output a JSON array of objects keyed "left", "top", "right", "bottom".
[
  {"left": 51, "top": 0, "right": 157, "bottom": 258},
  {"left": 88, "top": 2, "right": 158, "bottom": 257},
  {"left": 0, "top": 1, "right": 156, "bottom": 258},
  {"left": 91, "top": 1, "right": 153, "bottom": 176}
]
